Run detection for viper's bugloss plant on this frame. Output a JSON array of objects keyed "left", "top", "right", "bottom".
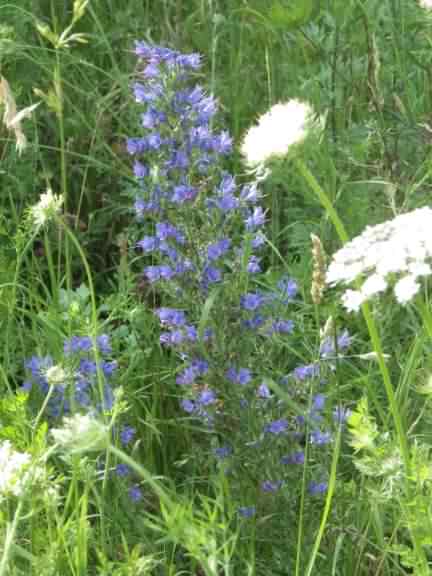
[
  {"left": 22, "top": 333, "right": 142, "bottom": 502},
  {"left": 127, "top": 41, "right": 352, "bottom": 515}
]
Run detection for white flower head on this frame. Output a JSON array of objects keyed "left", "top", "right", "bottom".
[
  {"left": 240, "top": 100, "right": 319, "bottom": 168},
  {"left": 30, "top": 188, "right": 63, "bottom": 228},
  {"left": 45, "top": 364, "right": 67, "bottom": 387},
  {"left": 394, "top": 275, "right": 420, "bottom": 304},
  {"left": 419, "top": 0, "right": 432, "bottom": 9},
  {"left": 326, "top": 206, "right": 432, "bottom": 311},
  {"left": 51, "top": 413, "right": 109, "bottom": 454},
  {"left": 0, "top": 440, "right": 32, "bottom": 500}
]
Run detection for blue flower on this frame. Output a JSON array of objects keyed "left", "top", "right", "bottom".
[
  {"left": 176, "top": 366, "right": 198, "bottom": 385},
  {"left": 128, "top": 485, "right": 143, "bottom": 502},
  {"left": 201, "top": 265, "right": 222, "bottom": 286},
  {"left": 265, "top": 418, "right": 288, "bottom": 435},
  {"left": 213, "top": 131, "right": 233, "bottom": 155},
  {"left": 197, "top": 389, "right": 217, "bottom": 406},
  {"left": 207, "top": 238, "right": 231, "bottom": 261},
  {"left": 261, "top": 480, "right": 282, "bottom": 493},
  {"left": 277, "top": 276, "right": 298, "bottom": 302},
  {"left": 310, "top": 430, "right": 332, "bottom": 445},
  {"left": 115, "top": 464, "right": 130, "bottom": 477},
  {"left": 238, "top": 506, "right": 256, "bottom": 518},
  {"left": 120, "top": 426, "right": 136, "bottom": 446},
  {"left": 320, "top": 330, "right": 352, "bottom": 358},
  {"left": 240, "top": 182, "right": 260, "bottom": 203},
  {"left": 308, "top": 481, "right": 328, "bottom": 495},
  {"left": 241, "top": 292, "right": 265, "bottom": 311},
  {"left": 133, "top": 160, "right": 149, "bottom": 178},
  {"left": 155, "top": 308, "right": 187, "bottom": 327},
  {"left": 126, "top": 137, "right": 147, "bottom": 155},
  {"left": 137, "top": 236, "right": 160, "bottom": 253},
  {"left": 143, "top": 62, "right": 160, "bottom": 78},
  {"left": 292, "top": 363, "right": 320, "bottom": 381},
  {"left": 143, "top": 265, "right": 175, "bottom": 283},
  {"left": 268, "top": 320, "right": 294, "bottom": 334},
  {"left": 257, "top": 383, "right": 271, "bottom": 398},
  {"left": 155, "top": 222, "right": 185, "bottom": 244},
  {"left": 64, "top": 336, "right": 92, "bottom": 354},
  {"left": 251, "top": 232, "right": 266, "bottom": 249},
  {"left": 312, "top": 394, "right": 326, "bottom": 411},
  {"left": 281, "top": 451, "right": 305, "bottom": 465},
  {"left": 214, "top": 446, "right": 232, "bottom": 459},
  {"left": 245, "top": 207, "right": 266, "bottom": 231},
  {"left": 242, "top": 314, "right": 265, "bottom": 330},
  {"left": 191, "top": 358, "right": 209, "bottom": 374},
  {"left": 226, "top": 367, "right": 251, "bottom": 386},
  {"left": 134, "top": 197, "right": 160, "bottom": 218},
  {"left": 247, "top": 256, "right": 261, "bottom": 274},
  {"left": 171, "top": 184, "right": 198, "bottom": 204},
  {"left": 181, "top": 399, "right": 195, "bottom": 413}
]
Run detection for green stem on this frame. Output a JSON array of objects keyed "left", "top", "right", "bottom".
[{"left": 304, "top": 427, "right": 341, "bottom": 576}]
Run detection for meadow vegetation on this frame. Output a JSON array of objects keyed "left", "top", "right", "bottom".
[{"left": 2, "top": 0, "right": 432, "bottom": 574}]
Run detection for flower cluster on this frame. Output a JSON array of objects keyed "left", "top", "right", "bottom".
[
  {"left": 128, "top": 42, "right": 346, "bottom": 516},
  {"left": 0, "top": 440, "right": 33, "bottom": 501},
  {"left": 326, "top": 206, "right": 432, "bottom": 311},
  {"left": 240, "top": 100, "right": 318, "bottom": 169},
  {"left": 51, "top": 412, "right": 109, "bottom": 453},
  {"left": 29, "top": 188, "right": 63, "bottom": 229},
  {"left": 23, "top": 334, "right": 117, "bottom": 417},
  {"left": 23, "top": 334, "right": 142, "bottom": 502}
]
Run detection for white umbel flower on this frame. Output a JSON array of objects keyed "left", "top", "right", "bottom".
[
  {"left": 30, "top": 188, "right": 63, "bottom": 228},
  {"left": 419, "top": 0, "right": 432, "bottom": 9},
  {"left": 240, "top": 100, "right": 317, "bottom": 168},
  {"left": 51, "top": 413, "right": 108, "bottom": 453},
  {"left": 0, "top": 440, "right": 32, "bottom": 500},
  {"left": 326, "top": 206, "right": 432, "bottom": 311}
]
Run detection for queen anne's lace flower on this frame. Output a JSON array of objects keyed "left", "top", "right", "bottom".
[
  {"left": 326, "top": 206, "right": 432, "bottom": 310},
  {"left": 51, "top": 413, "right": 108, "bottom": 453},
  {"left": 0, "top": 440, "right": 32, "bottom": 500},
  {"left": 419, "top": 0, "right": 432, "bottom": 9},
  {"left": 240, "top": 100, "right": 317, "bottom": 168}
]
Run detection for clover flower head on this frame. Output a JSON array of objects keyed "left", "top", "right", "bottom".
[
  {"left": 240, "top": 100, "right": 318, "bottom": 168},
  {"left": 30, "top": 189, "right": 63, "bottom": 228},
  {"left": 326, "top": 206, "right": 432, "bottom": 311}
]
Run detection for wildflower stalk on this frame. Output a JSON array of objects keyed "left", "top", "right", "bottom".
[
  {"left": 43, "top": 228, "right": 58, "bottom": 302},
  {"left": 295, "top": 404, "right": 312, "bottom": 576},
  {"left": 304, "top": 425, "right": 341, "bottom": 576},
  {"left": 297, "top": 157, "right": 429, "bottom": 569},
  {"left": 54, "top": 215, "right": 106, "bottom": 420},
  {"left": 0, "top": 498, "right": 24, "bottom": 576},
  {"left": 295, "top": 158, "right": 348, "bottom": 243}
]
